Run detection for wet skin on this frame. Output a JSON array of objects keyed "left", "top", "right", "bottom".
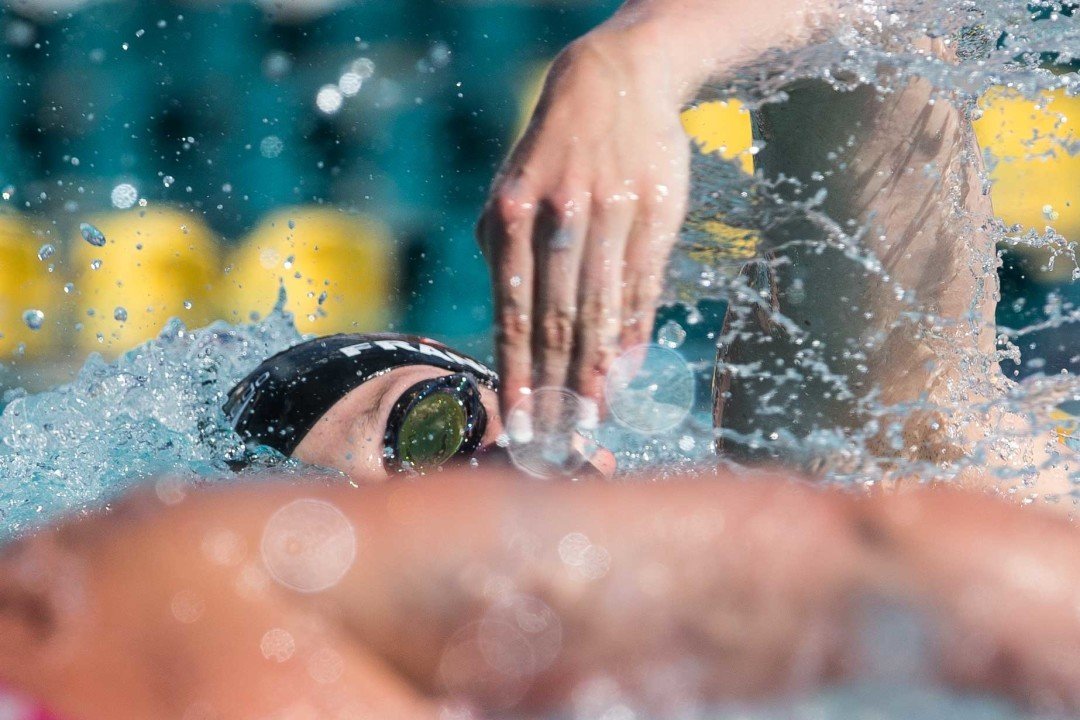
[
  {"left": 0, "top": 472, "right": 1079, "bottom": 719},
  {"left": 292, "top": 364, "right": 616, "bottom": 480}
]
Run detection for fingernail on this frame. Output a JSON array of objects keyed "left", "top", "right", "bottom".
[
  {"left": 578, "top": 398, "right": 600, "bottom": 431},
  {"left": 507, "top": 409, "right": 534, "bottom": 444}
]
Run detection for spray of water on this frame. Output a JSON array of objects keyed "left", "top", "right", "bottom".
[
  {"left": 0, "top": 291, "right": 303, "bottom": 539},
  {"left": 658, "top": 0, "right": 1080, "bottom": 506}
]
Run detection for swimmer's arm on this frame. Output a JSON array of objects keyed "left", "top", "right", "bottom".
[
  {"left": 3, "top": 476, "right": 1080, "bottom": 717},
  {"left": 171, "top": 474, "right": 1080, "bottom": 711},
  {"left": 316, "top": 476, "right": 1080, "bottom": 711},
  {"left": 594, "top": 0, "right": 859, "bottom": 102}
]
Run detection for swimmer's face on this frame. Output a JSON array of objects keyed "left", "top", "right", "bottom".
[{"left": 292, "top": 364, "right": 615, "bottom": 481}]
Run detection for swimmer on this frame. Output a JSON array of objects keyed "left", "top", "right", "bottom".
[
  {"left": 224, "top": 333, "right": 615, "bottom": 480},
  {"left": 478, "top": 0, "right": 1077, "bottom": 503},
  {"left": 0, "top": 469, "right": 1079, "bottom": 718}
]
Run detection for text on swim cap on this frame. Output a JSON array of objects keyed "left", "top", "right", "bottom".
[{"left": 338, "top": 340, "right": 495, "bottom": 379}]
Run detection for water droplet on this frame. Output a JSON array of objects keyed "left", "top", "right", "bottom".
[
  {"left": 509, "top": 275, "right": 522, "bottom": 288},
  {"left": 260, "top": 628, "right": 296, "bottom": 662},
  {"left": 261, "top": 499, "right": 356, "bottom": 593},
  {"left": 287, "top": 219, "right": 296, "bottom": 230},
  {"left": 89, "top": 259, "right": 102, "bottom": 271},
  {"left": 339, "top": 71, "right": 363, "bottom": 97},
  {"left": 349, "top": 57, "right": 375, "bottom": 80},
  {"left": 428, "top": 41, "right": 452, "bottom": 68},
  {"left": 22, "top": 309, "right": 44, "bottom": 330},
  {"left": 79, "top": 222, "right": 106, "bottom": 247},
  {"left": 170, "top": 590, "right": 204, "bottom": 623},
  {"left": 63, "top": 282, "right": 74, "bottom": 294},
  {"left": 262, "top": 51, "right": 292, "bottom": 80},
  {"left": 113, "top": 307, "right": 128, "bottom": 322},
  {"left": 162, "top": 175, "right": 175, "bottom": 188},
  {"left": 37, "top": 244, "right": 55, "bottom": 261},
  {"left": 506, "top": 388, "right": 593, "bottom": 478},
  {"left": 657, "top": 320, "right": 686, "bottom": 349},
  {"left": 606, "top": 344, "right": 694, "bottom": 434},
  {"left": 110, "top": 183, "right": 138, "bottom": 209},
  {"left": 315, "top": 84, "right": 344, "bottom": 115},
  {"left": 307, "top": 647, "right": 344, "bottom": 684},
  {"left": 260, "top": 136, "right": 284, "bottom": 159}
]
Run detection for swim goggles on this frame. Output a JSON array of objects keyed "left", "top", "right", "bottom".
[{"left": 383, "top": 373, "right": 488, "bottom": 473}]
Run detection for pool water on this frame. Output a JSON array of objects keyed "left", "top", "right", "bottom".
[{"left": 0, "top": 2, "right": 1076, "bottom": 718}]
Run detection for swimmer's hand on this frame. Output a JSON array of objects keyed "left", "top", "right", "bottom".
[
  {"left": 476, "top": 0, "right": 854, "bottom": 431},
  {"left": 477, "top": 24, "right": 691, "bottom": 428}
]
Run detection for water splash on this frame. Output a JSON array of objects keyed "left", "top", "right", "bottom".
[
  {"left": 660, "top": 0, "right": 1080, "bottom": 506},
  {"left": 0, "top": 296, "right": 303, "bottom": 540}
]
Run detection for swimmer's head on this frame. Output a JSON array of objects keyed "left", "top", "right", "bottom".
[{"left": 225, "top": 333, "right": 615, "bottom": 480}]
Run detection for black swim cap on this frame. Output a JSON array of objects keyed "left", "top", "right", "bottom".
[{"left": 224, "top": 333, "right": 499, "bottom": 456}]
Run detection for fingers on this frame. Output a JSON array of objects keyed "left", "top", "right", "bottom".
[
  {"left": 532, "top": 194, "right": 589, "bottom": 389},
  {"left": 479, "top": 186, "right": 537, "bottom": 426},
  {"left": 532, "top": 193, "right": 589, "bottom": 433},
  {"left": 569, "top": 191, "right": 635, "bottom": 410}
]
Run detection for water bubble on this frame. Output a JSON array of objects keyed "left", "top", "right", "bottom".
[
  {"left": 201, "top": 528, "right": 245, "bottom": 567},
  {"left": 260, "top": 628, "right": 295, "bottom": 662},
  {"left": 22, "top": 310, "right": 44, "bottom": 331},
  {"left": 438, "top": 623, "right": 531, "bottom": 710},
  {"left": 5, "top": 20, "right": 35, "bottom": 48},
  {"left": 89, "top": 259, "right": 102, "bottom": 271},
  {"left": 315, "top": 84, "right": 344, "bottom": 115},
  {"left": 170, "top": 590, "right": 205, "bottom": 624},
  {"left": 656, "top": 320, "right": 686, "bottom": 349},
  {"left": 557, "top": 532, "right": 611, "bottom": 581},
  {"left": 606, "top": 344, "right": 694, "bottom": 434},
  {"left": 37, "top": 244, "right": 55, "bottom": 261},
  {"left": 339, "top": 71, "right": 363, "bottom": 97},
  {"left": 260, "top": 136, "right": 284, "bottom": 159},
  {"left": 113, "top": 307, "right": 128, "bottom": 323},
  {"left": 262, "top": 51, "right": 292, "bottom": 80},
  {"left": 110, "top": 183, "right": 138, "bottom": 210},
  {"left": 261, "top": 499, "right": 356, "bottom": 593},
  {"left": 162, "top": 175, "right": 175, "bottom": 188},
  {"left": 509, "top": 275, "right": 522, "bottom": 288},
  {"left": 506, "top": 388, "right": 594, "bottom": 478},
  {"left": 63, "top": 282, "right": 74, "bottom": 294},
  {"left": 79, "top": 222, "right": 106, "bottom": 247},
  {"left": 307, "top": 647, "right": 345, "bottom": 683},
  {"left": 348, "top": 57, "right": 375, "bottom": 80},
  {"left": 428, "top": 41, "right": 452, "bottom": 68}
]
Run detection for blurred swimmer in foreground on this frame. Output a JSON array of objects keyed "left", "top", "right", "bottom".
[
  {"left": 224, "top": 333, "right": 615, "bottom": 480},
  {"left": 0, "top": 470, "right": 1079, "bottom": 718}
]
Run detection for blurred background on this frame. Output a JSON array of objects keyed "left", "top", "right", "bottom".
[{"left": 0, "top": 0, "right": 1075, "bottom": 396}]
